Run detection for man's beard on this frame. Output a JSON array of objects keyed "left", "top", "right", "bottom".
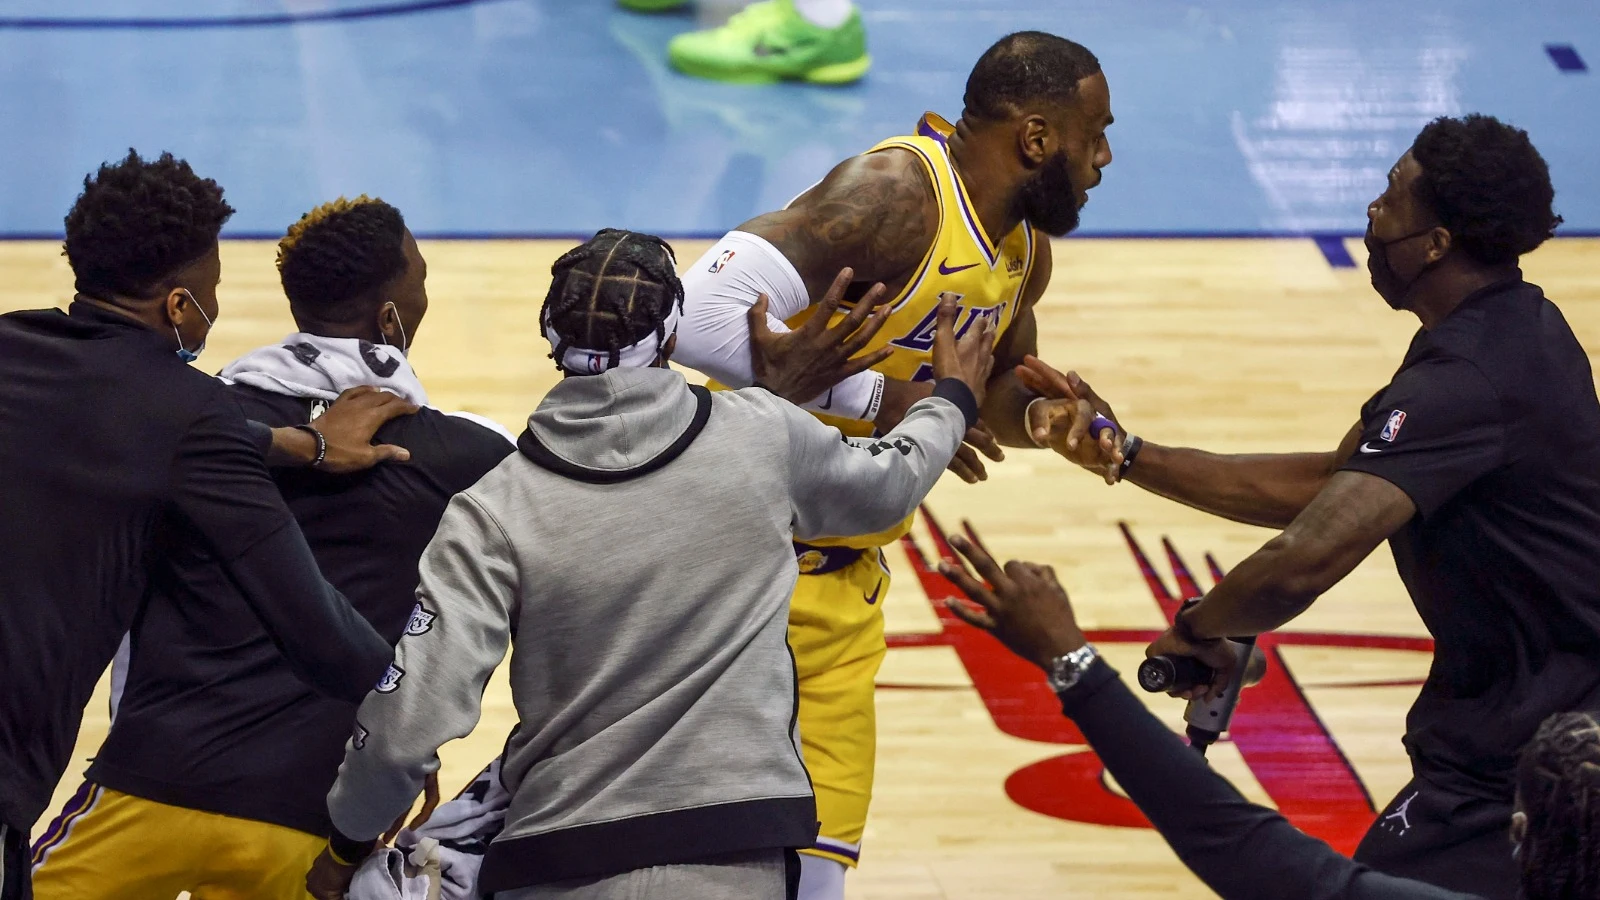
[{"left": 1020, "top": 150, "right": 1082, "bottom": 237}]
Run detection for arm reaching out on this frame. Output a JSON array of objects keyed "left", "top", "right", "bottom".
[
  {"left": 938, "top": 526, "right": 1476, "bottom": 900},
  {"left": 1019, "top": 357, "right": 1362, "bottom": 528},
  {"left": 785, "top": 296, "right": 995, "bottom": 539}
]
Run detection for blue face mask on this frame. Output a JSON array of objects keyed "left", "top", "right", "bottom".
[{"left": 173, "top": 289, "right": 214, "bottom": 363}]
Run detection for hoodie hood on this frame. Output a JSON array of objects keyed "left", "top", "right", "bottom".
[{"left": 518, "top": 367, "right": 712, "bottom": 484}]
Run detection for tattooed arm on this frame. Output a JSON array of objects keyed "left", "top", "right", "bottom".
[
  {"left": 744, "top": 149, "right": 938, "bottom": 301},
  {"left": 741, "top": 149, "right": 942, "bottom": 431}
]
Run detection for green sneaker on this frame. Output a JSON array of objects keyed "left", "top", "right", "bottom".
[
  {"left": 668, "top": 0, "right": 871, "bottom": 85},
  {"left": 617, "top": 0, "right": 689, "bottom": 12}
]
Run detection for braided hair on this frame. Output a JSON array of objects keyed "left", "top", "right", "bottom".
[
  {"left": 277, "top": 196, "right": 407, "bottom": 326},
  {"left": 1518, "top": 711, "right": 1600, "bottom": 899},
  {"left": 541, "top": 229, "right": 684, "bottom": 371}
]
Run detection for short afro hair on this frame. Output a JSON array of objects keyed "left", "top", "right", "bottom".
[
  {"left": 277, "top": 196, "right": 408, "bottom": 325},
  {"left": 1411, "top": 115, "right": 1562, "bottom": 266},
  {"left": 63, "top": 150, "right": 234, "bottom": 300},
  {"left": 963, "top": 31, "right": 1101, "bottom": 122}
]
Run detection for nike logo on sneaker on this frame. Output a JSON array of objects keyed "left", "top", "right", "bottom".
[
  {"left": 864, "top": 579, "right": 883, "bottom": 605},
  {"left": 1359, "top": 442, "right": 1384, "bottom": 454},
  {"left": 938, "top": 258, "right": 979, "bottom": 276}
]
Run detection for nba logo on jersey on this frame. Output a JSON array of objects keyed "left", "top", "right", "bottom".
[
  {"left": 1381, "top": 410, "right": 1406, "bottom": 442},
  {"left": 709, "top": 250, "right": 736, "bottom": 273}
]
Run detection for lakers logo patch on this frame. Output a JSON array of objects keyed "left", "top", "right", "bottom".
[
  {"left": 376, "top": 663, "right": 405, "bottom": 694},
  {"left": 797, "top": 550, "right": 826, "bottom": 575},
  {"left": 405, "top": 602, "right": 436, "bottom": 637}
]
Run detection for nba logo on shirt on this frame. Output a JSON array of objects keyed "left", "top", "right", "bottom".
[
  {"left": 376, "top": 663, "right": 405, "bottom": 694},
  {"left": 1381, "top": 410, "right": 1406, "bottom": 442},
  {"left": 352, "top": 721, "right": 369, "bottom": 750},
  {"left": 709, "top": 250, "right": 736, "bottom": 274}
]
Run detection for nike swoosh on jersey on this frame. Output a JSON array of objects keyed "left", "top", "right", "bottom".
[
  {"left": 1359, "top": 442, "right": 1384, "bottom": 454},
  {"left": 864, "top": 579, "right": 883, "bottom": 605},
  {"left": 938, "top": 258, "right": 979, "bottom": 276}
]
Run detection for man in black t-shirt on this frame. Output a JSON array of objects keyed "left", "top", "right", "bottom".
[
  {"left": 1021, "top": 114, "right": 1597, "bottom": 899},
  {"left": 30, "top": 198, "right": 516, "bottom": 900},
  {"left": 0, "top": 154, "right": 414, "bottom": 900}
]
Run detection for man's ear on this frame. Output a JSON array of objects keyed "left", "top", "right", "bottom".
[
  {"left": 1018, "top": 115, "right": 1051, "bottom": 167},
  {"left": 1510, "top": 810, "right": 1528, "bottom": 847},
  {"left": 163, "top": 288, "right": 191, "bottom": 326},
  {"left": 1425, "top": 226, "right": 1453, "bottom": 264}
]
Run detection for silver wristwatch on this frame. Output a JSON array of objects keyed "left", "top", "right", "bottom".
[{"left": 1046, "top": 644, "right": 1099, "bottom": 693}]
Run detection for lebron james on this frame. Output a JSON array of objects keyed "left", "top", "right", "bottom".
[{"left": 673, "top": 31, "right": 1114, "bottom": 899}]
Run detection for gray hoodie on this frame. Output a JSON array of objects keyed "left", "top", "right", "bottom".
[{"left": 325, "top": 367, "right": 976, "bottom": 893}]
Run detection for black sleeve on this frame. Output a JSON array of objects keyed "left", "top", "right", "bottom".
[
  {"left": 1339, "top": 358, "right": 1504, "bottom": 518},
  {"left": 245, "top": 419, "right": 274, "bottom": 459},
  {"left": 170, "top": 396, "right": 393, "bottom": 702},
  {"left": 1059, "top": 660, "right": 1482, "bottom": 900}
]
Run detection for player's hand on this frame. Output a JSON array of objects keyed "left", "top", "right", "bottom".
[
  {"left": 313, "top": 386, "right": 418, "bottom": 473},
  {"left": 947, "top": 421, "right": 1004, "bottom": 484},
  {"left": 305, "top": 846, "right": 361, "bottom": 900},
  {"left": 748, "top": 267, "right": 893, "bottom": 406},
  {"left": 1145, "top": 625, "right": 1238, "bottom": 702},
  {"left": 931, "top": 292, "right": 996, "bottom": 409},
  {"left": 938, "top": 521, "right": 1086, "bottom": 671},
  {"left": 1017, "top": 357, "right": 1123, "bottom": 483}
]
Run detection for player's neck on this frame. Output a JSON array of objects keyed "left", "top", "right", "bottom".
[
  {"left": 1409, "top": 262, "right": 1519, "bottom": 329},
  {"left": 947, "top": 126, "right": 1025, "bottom": 243}
]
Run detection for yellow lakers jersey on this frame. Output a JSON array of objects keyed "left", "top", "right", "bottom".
[
  {"left": 787, "top": 112, "right": 1039, "bottom": 549},
  {"left": 788, "top": 111, "right": 1039, "bottom": 439}
]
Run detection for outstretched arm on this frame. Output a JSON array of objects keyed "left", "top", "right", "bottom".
[
  {"left": 937, "top": 530, "right": 1473, "bottom": 900},
  {"left": 1020, "top": 359, "right": 1364, "bottom": 528}
]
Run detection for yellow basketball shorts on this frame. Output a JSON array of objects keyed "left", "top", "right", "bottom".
[
  {"left": 789, "top": 546, "right": 890, "bottom": 868},
  {"left": 31, "top": 782, "right": 325, "bottom": 900}
]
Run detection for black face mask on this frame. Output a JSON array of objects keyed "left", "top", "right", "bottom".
[
  {"left": 1365, "top": 224, "right": 1440, "bottom": 310},
  {"left": 1020, "top": 149, "right": 1082, "bottom": 238}
]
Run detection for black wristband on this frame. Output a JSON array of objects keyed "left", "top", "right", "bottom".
[
  {"left": 292, "top": 423, "right": 327, "bottom": 469},
  {"left": 326, "top": 828, "right": 377, "bottom": 866},
  {"left": 1117, "top": 434, "right": 1143, "bottom": 482},
  {"left": 930, "top": 378, "right": 980, "bottom": 429}
]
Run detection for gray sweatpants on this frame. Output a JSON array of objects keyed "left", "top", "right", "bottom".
[{"left": 497, "top": 849, "right": 790, "bottom": 900}]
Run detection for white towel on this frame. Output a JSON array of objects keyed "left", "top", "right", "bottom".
[
  {"left": 218, "top": 333, "right": 428, "bottom": 407},
  {"left": 347, "top": 757, "right": 511, "bottom": 900}
]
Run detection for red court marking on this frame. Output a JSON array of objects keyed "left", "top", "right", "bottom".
[{"left": 889, "top": 508, "right": 1435, "bottom": 854}]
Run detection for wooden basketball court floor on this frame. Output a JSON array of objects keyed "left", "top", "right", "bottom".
[{"left": 6, "top": 236, "right": 1599, "bottom": 899}]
